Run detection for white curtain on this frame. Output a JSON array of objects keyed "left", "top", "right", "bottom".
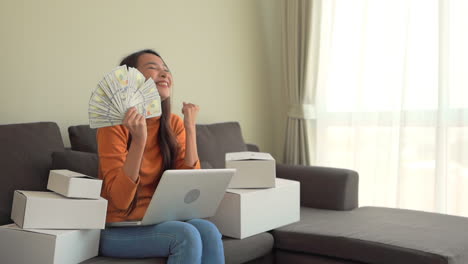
[{"left": 315, "top": 0, "right": 468, "bottom": 217}]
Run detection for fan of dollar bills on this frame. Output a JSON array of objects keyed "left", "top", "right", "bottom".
[{"left": 88, "top": 65, "right": 162, "bottom": 128}]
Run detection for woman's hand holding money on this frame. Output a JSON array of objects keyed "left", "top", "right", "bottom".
[
  {"left": 123, "top": 107, "right": 147, "bottom": 144},
  {"left": 122, "top": 107, "right": 147, "bottom": 182}
]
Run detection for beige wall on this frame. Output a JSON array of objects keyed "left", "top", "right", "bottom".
[
  {"left": 256, "top": 0, "right": 287, "bottom": 163},
  {"left": 0, "top": 0, "right": 286, "bottom": 159}
]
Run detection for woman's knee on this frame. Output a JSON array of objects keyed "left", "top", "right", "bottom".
[
  {"left": 157, "top": 221, "right": 200, "bottom": 241},
  {"left": 187, "top": 219, "right": 222, "bottom": 240},
  {"left": 158, "top": 221, "right": 203, "bottom": 246},
  {"left": 153, "top": 221, "right": 203, "bottom": 262}
]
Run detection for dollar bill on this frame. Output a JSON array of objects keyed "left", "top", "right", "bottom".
[{"left": 89, "top": 66, "right": 162, "bottom": 128}]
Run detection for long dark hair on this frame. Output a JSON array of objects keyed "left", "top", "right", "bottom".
[{"left": 120, "top": 49, "right": 180, "bottom": 215}]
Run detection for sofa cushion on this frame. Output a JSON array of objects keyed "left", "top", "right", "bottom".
[
  {"left": 81, "top": 232, "right": 274, "bottom": 264},
  {"left": 68, "top": 125, "right": 97, "bottom": 153},
  {"left": 52, "top": 150, "right": 99, "bottom": 178},
  {"left": 273, "top": 206, "right": 468, "bottom": 264},
  {"left": 223, "top": 232, "right": 274, "bottom": 264},
  {"left": 196, "top": 122, "right": 248, "bottom": 168},
  {"left": 0, "top": 122, "right": 65, "bottom": 225},
  {"left": 276, "top": 250, "right": 362, "bottom": 264}
]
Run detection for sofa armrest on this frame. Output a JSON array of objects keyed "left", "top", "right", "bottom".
[
  {"left": 276, "top": 164, "right": 358, "bottom": 210},
  {"left": 51, "top": 150, "right": 99, "bottom": 178},
  {"left": 246, "top": 143, "right": 260, "bottom": 152}
]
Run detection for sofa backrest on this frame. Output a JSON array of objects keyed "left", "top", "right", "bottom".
[
  {"left": 0, "top": 122, "right": 65, "bottom": 225},
  {"left": 68, "top": 121, "right": 249, "bottom": 169}
]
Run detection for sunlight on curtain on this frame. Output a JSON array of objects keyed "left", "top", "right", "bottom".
[{"left": 315, "top": 0, "right": 468, "bottom": 216}]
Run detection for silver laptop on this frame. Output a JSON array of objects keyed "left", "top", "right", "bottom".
[{"left": 107, "top": 169, "right": 235, "bottom": 227}]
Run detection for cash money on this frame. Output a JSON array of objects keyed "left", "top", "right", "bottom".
[{"left": 89, "top": 65, "right": 161, "bottom": 128}]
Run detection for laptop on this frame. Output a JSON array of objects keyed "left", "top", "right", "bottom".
[{"left": 107, "top": 168, "right": 235, "bottom": 227}]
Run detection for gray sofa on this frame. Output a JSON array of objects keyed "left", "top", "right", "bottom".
[{"left": 2, "top": 121, "right": 468, "bottom": 264}]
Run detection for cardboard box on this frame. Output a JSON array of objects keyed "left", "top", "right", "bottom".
[
  {"left": 0, "top": 223, "right": 100, "bottom": 264},
  {"left": 11, "top": 190, "right": 107, "bottom": 229},
  {"left": 225, "top": 151, "right": 276, "bottom": 188},
  {"left": 208, "top": 178, "right": 300, "bottom": 239},
  {"left": 47, "top": 169, "right": 102, "bottom": 199}
]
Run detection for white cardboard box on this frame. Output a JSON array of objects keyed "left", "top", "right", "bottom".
[
  {"left": 225, "top": 151, "right": 276, "bottom": 188},
  {"left": 208, "top": 178, "right": 300, "bottom": 239},
  {"left": 11, "top": 190, "right": 107, "bottom": 229},
  {"left": 47, "top": 169, "right": 103, "bottom": 199},
  {"left": 0, "top": 223, "right": 100, "bottom": 264}
]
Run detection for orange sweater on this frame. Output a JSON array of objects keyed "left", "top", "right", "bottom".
[{"left": 97, "top": 114, "right": 200, "bottom": 223}]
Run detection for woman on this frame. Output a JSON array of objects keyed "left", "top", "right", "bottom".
[{"left": 97, "top": 49, "right": 224, "bottom": 264}]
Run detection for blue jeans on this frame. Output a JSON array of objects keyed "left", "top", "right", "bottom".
[{"left": 99, "top": 219, "right": 225, "bottom": 264}]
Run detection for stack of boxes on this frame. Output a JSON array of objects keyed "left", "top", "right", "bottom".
[
  {"left": 0, "top": 170, "right": 107, "bottom": 264},
  {"left": 208, "top": 151, "right": 300, "bottom": 239}
]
